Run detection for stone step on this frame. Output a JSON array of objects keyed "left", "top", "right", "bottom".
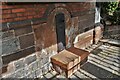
[
  {"left": 101, "top": 50, "right": 120, "bottom": 59},
  {"left": 69, "top": 74, "right": 80, "bottom": 80},
  {"left": 74, "top": 70, "right": 90, "bottom": 79},
  {"left": 99, "top": 44, "right": 120, "bottom": 50},
  {"left": 99, "top": 52, "right": 120, "bottom": 64},
  {"left": 89, "top": 53, "right": 120, "bottom": 69},
  {"left": 88, "top": 60, "right": 120, "bottom": 76},
  {"left": 98, "top": 52, "right": 120, "bottom": 64},
  {"left": 92, "top": 45, "right": 120, "bottom": 59},
  {"left": 88, "top": 56, "right": 120, "bottom": 75},
  {"left": 100, "top": 39, "right": 120, "bottom": 47},
  {"left": 102, "top": 47, "right": 120, "bottom": 54},
  {"left": 99, "top": 49, "right": 119, "bottom": 58},
  {"left": 97, "top": 53, "right": 120, "bottom": 67},
  {"left": 85, "top": 44, "right": 102, "bottom": 52},
  {"left": 79, "top": 69, "right": 100, "bottom": 79}
]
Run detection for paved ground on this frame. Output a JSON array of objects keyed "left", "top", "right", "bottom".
[{"left": 40, "top": 43, "right": 120, "bottom": 80}]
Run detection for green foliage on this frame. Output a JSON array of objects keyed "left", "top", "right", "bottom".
[
  {"left": 101, "top": 2, "right": 120, "bottom": 25},
  {"left": 107, "top": 2, "right": 119, "bottom": 15}
]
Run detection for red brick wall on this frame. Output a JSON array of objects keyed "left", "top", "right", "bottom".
[
  {"left": 1, "top": 3, "right": 49, "bottom": 23},
  {"left": 1, "top": 2, "right": 95, "bottom": 23}
]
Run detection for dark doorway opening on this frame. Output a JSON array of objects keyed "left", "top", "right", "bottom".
[{"left": 55, "top": 13, "right": 66, "bottom": 52}]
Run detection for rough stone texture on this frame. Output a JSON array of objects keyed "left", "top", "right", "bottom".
[
  {"left": 41, "top": 63, "right": 49, "bottom": 75},
  {"left": 14, "top": 26, "right": 33, "bottom": 36},
  {"left": 25, "top": 54, "right": 37, "bottom": 65},
  {"left": 74, "top": 29, "right": 93, "bottom": 49},
  {"left": 2, "top": 62, "right": 15, "bottom": 77},
  {"left": 40, "top": 49, "right": 49, "bottom": 65},
  {"left": 33, "top": 23, "right": 57, "bottom": 51},
  {"left": 14, "top": 59, "right": 25, "bottom": 71},
  {"left": 95, "top": 26, "right": 103, "bottom": 44},
  {"left": 35, "top": 68, "right": 42, "bottom": 77},
  {"left": 0, "top": 30, "right": 15, "bottom": 40},
  {"left": 104, "top": 25, "right": 120, "bottom": 40},
  {"left": 1, "top": 38, "right": 20, "bottom": 56},
  {"left": 19, "top": 33, "right": 34, "bottom": 49},
  {"left": 14, "top": 68, "right": 25, "bottom": 78},
  {"left": 2, "top": 46, "right": 35, "bottom": 65}
]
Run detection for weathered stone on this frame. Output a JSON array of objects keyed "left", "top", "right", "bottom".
[
  {"left": 27, "top": 71, "right": 36, "bottom": 78},
  {"left": 14, "top": 68, "right": 25, "bottom": 78},
  {"left": 37, "top": 59, "right": 43, "bottom": 68},
  {"left": 8, "top": 20, "right": 31, "bottom": 30},
  {"left": 33, "top": 23, "right": 57, "bottom": 50},
  {"left": 41, "top": 64, "right": 49, "bottom": 75},
  {"left": 2, "top": 38, "right": 20, "bottom": 56},
  {"left": 4, "top": 73, "right": 16, "bottom": 78},
  {"left": 78, "top": 13, "right": 95, "bottom": 22},
  {"left": 44, "top": 72, "right": 53, "bottom": 79},
  {"left": 0, "top": 30, "right": 15, "bottom": 41},
  {"left": 27, "top": 61, "right": 38, "bottom": 73},
  {"left": 14, "top": 26, "right": 32, "bottom": 36},
  {"left": 104, "top": 25, "right": 120, "bottom": 40},
  {"left": 19, "top": 33, "right": 34, "bottom": 49},
  {"left": 25, "top": 54, "right": 37, "bottom": 65},
  {"left": 2, "top": 46, "right": 35, "bottom": 65},
  {"left": 35, "top": 68, "right": 42, "bottom": 77},
  {"left": 2, "top": 62, "right": 15, "bottom": 78},
  {"left": 40, "top": 49, "right": 49, "bottom": 65},
  {"left": 14, "top": 59, "right": 25, "bottom": 71}
]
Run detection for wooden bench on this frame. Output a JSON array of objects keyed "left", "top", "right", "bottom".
[{"left": 51, "top": 47, "right": 90, "bottom": 78}]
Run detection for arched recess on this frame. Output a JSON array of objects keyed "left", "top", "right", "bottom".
[{"left": 47, "top": 7, "right": 72, "bottom": 52}]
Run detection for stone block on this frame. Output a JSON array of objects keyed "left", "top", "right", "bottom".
[
  {"left": 3, "top": 73, "right": 16, "bottom": 78},
  {"left": 26, "top": 61, "right": 38, "bottom": 74},
  {"left": 0, "top": 30, "right": 15, "bottom": 41},
  {"left": 14, "top": 68, "right": 25, "bottom": 78},
  {"left": 8, "top": 20, "right": 31, "bottom": 30},
  {"left": 35, "top": 68, "right": 42, "bottom": 77},
  {"left": 40, "top": 49, "right": 49, "bottom": 65},
  {"left": 33, "top": 23, "right": 57, "bottom": 50},
  {"left": 27, "top": 71, "right": 36, "bottom": 78},
  {"left": 37, "top": 59, "right": 42, "bottom": 68},
  {"left": 25, "top": 54, "right": 37, "bottom": 65},
  {"left": 14, "top": 59, "right": 25, "bottom": 71},
  {"left": 19, "top": 33, "right": 34, "bottom": 49},
  {"left": 2, "top": 62, "right": 15, "bottom": 78},
  {"left": 14, "top": 26, "right": 32, "bottom": 36},
  {"left": 2, "top": 38, "right": 20, "bottom": 56},
  {"left": 2, "top": 46, "right": 35, "bottom": 65},
  {"left": 41, "top": 64, "right": 49, "bottom": 75}
]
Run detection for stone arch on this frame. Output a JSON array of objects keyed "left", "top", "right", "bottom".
[{"left": 47, "top": 7, "right": 72, "bottom": 51}]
